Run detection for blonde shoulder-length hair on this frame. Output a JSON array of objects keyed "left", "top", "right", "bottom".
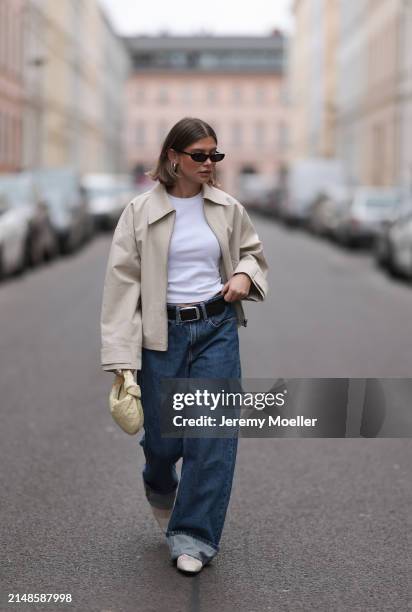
[{"left": 146, "top": 117, "right": 222, "bottom": 188}]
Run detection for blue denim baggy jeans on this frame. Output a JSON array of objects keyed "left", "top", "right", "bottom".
[{"left": 136, "top": 293, "right": 242, "bottom": 566}]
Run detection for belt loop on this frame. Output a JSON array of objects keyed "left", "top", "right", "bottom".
[
  {"left": 176, "top": 306, "right": 182, "bottom": 324},
  {"left": 200, "top": 301, "right": 208, "bottom": 320}
]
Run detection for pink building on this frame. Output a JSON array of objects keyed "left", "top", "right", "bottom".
[
  {"left": 0, "top": 0, "right": 24, "bottom": 173},
  {"left": 125, "top": 34, "right": 289, "bottom": 197}
]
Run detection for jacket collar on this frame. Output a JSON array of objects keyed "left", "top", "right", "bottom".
[{"left": 147, "top": 181, "right": 229, "bottom": 225}]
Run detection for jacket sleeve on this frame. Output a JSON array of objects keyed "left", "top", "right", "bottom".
[
  {"left": 233, "top": 206, "right": 269, "bottom": 302},
  {"left": 100, "top": 202, "right": 142, "bottom": 372}
]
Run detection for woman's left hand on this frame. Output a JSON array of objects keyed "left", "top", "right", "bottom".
[{"left": 221, "top": 273, "right": 252, "bottom": 302}]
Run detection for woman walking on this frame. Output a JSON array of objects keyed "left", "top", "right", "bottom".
[{"left": 100, "top": 117, "right": 268, "bottom": 574}]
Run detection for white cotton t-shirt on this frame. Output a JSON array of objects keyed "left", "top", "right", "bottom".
[{"left": 166, "top": 191, "right": 224, "bottom": 303}]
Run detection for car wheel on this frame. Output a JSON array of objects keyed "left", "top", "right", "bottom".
[
  {"left": 374, "top": 242, "right": 387, "bottom": 267},
  {"left": 388, "top": 263, "right": 405, "bottom": 279},
  {"left": 58, "top": 232, "right": 72, "bottom": 255},
  {"left": 14, "top": 241, "right": 27, "bottom": 275},
  {"left": 387, "top": 250, "right": 407, "bottom": 279},
  {"left": 0, "top": 247, "right": 4, "bottom": 281},
  {"left": 22, "top": 231, "right": 36, "bottom": 267},
  {"left": 45, "top": 237, "right": 58, "bottom": 262},
  {"left": 25, "top": 231, "right": 44, "bottom": 267}
]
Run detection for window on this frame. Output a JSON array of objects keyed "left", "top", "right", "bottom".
[
  {"left": 232, "top": 121, "right": 242, "bottom": 146},
  {"left": 4, "top": 113, "right": 9, "bottom": 163},
  {"left": 206, "top": 86, "right": 217, "bottom": 104},
  {"left": 136, "top": 121, "right": 146, "bottom": 146},
  {"left": 278, "top": 122, "right": 289, "bottom": 150},
  {"left": 0, "top": 112, "right": 4, "bottom": 162},
  {"left": 372, "top": 123, "right": 385, "bottom": 186},
  {"left": 232, "top": 85, "right": 242, "bottom": 104},
  {"left": 181, "top": 85, "right": 192, "bottom": 104},
  {"left": 256, "top": 86, "right": 266, "bottom": 104},
  {"left": 10, "top": 116, "right": 15, "bottom": 164},
  {"left": 157, "top": 87, "right": 169, "bottom": 104},
  {"left": 136, "top": 87, "right": 146, "bottom": 104},
  {"left": 278, "top": 84, "right": 289, "bottom": 105},
  {"left": 158, "top": 120, "right": 168, "bottom": 143},
  {"left": 255, "top": 121, "right": 265, "bottom": 146},
  {"left": 240, "top": 164, "right": 257, "bottom": 174},
  {"left": 210, "top": 121, "right": 219, "bottom": 139}
]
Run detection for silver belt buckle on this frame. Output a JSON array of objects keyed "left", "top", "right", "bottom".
[{"left": 179, "top": 305, "right": 201, "bottom": 322}]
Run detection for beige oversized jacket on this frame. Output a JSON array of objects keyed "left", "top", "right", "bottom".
[{"left": 100, "top": 181, "right": 269, "bottom": 372}]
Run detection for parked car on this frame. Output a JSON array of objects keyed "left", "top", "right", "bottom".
[
  {"left": 332, "top": 187, "right": 402, "bottom": 248},
  {"left": 388, "top": 213, "right": 412, "bottom": 278},
  {"left": 0, "top": 173, "right": 58, "bottom": 277},
  {"left": 0, "top": 192, "right": 28, "bottom": 278},
  {"left": 236, "top": 174, "right": 278, "bottom": 216},
  {"left": 374, "top": 197, "right": 411, "bottom": 270},
  {"left": 28, "top": 167, "right": 94, "bottom": 253},
  {"left": 307, "top": 185, "right": 351, "bottom": 238},
  {"left": 374, "top": 197, "right": 412, "bottom": 277},
  {"left": 81, "top": 173, "right": 136, "bottom": 230},
  {"left": 278, "top": 158, "right": 347, "bottom": 225}
]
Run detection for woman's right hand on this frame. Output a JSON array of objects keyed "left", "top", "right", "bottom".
[{"left": 109, "top": 370, "right": 139, "bottom": 394}]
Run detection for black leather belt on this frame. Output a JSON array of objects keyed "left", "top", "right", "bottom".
[{"left": 167, "top": 294, "right": 226, "bottom": 322}]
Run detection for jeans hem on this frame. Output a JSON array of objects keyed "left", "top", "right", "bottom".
[{"left": 166, "top": 531, "right": 219, "bottom": 564}]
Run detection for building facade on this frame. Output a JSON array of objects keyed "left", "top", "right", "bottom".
[
  {"left": 337, "top": 0, "right": 411, "bottom": 188},
  {"left": 101, "top": 10, "right": 131, "bottom": 173},
  {"left": 0, "top": 0, "right": 24, "bottom": 173},
  {"left": 399, "top": 0, "right": 412, "bottom": 191},
  {"left": 289, "top": 0, "right": 412, "bottom": 190},
  {"left": 289, "top": 0, "right": 339, "bottom": 160},
  {"left": 22, "top": 0, "right": 129, "bottom": 174},
  {"left": 125, "top": 34, "right": 289, "bottom": 196}
]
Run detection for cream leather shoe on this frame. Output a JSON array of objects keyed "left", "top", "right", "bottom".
[{"left": 177, "top": 554, "right": 203, "bottom": 574}]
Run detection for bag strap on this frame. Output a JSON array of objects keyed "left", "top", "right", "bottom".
[{"left": 118, "top": 369, "right": 141, "bottom": 398}]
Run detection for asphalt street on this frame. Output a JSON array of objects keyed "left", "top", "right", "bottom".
[
  {"left": 241, "top": 217, "right": 412, "bottom": 378},
  {"left": 0, "top": 215, "right": 411, "bottom": 612}
]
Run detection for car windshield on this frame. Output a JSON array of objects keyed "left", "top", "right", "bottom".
[
  {"left": 0, "top": 177, "right": 33, "bottom": 207},
  {"left": 35, "top": 176, "right": 76, "bottom": 192},
  {"left": 364, "top": 194, "right": 401, "bottom": 209},
  {"left": 85, "top": 183, "right": 133, "bottom": 198},
  {"left": 85, "top": 185, "right": 131, "bottom": 197},
  {"left": 31, "top": 171, "right": 79, "bottom": 208}
]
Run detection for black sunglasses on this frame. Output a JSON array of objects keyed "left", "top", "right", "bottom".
[{"left": 175, "top": 150, "right": 225, "bottom": 163}]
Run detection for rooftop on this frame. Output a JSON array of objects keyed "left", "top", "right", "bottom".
[{"left": 124, "top": 33, "right": 287, "bottom": 73}]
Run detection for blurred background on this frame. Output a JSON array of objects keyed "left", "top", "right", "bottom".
[
  {"left": 2, "top": 0, "right": 412, "bottom": 376},
  {"left": 1, "top": 0, "right": 412, "bottom": 373},
  {"left": 0, "top": 0, "right": 410, "bottom": 259},
  {"left": 1, "top": 3, "right": 412, "bottom": 610}
]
